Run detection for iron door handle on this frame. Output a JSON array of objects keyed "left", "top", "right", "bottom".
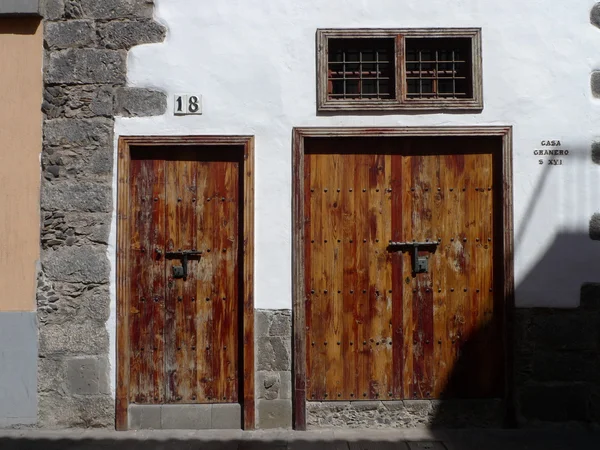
[
  {"left": 388, "top": 241, "right": 439, "bottom": 274},
  {"left": 165, "top": 250, "right": 203, "bottom": 279}
]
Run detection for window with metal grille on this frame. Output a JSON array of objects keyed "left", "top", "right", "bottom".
[
  {"left": 328, "top": 38, "right": 396, "bottom": 101},
  {"left": 317, "top": 29, "right": 482, "bottom": 112},
  {"left": 405, "top": 38, "right": 472, "bottom": 100}
]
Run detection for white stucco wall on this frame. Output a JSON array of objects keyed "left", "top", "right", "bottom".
[{"left": 108, "top": 0, "right": 600, "bottom": 388}]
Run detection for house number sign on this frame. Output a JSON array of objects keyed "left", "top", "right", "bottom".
[{"left": 174, "top": 94, "right": 202, "bottom": 115}]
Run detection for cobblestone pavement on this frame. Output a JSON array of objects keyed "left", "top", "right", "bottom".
[{"left": 0, "top": 428, "right": 599, "bottom": 450}]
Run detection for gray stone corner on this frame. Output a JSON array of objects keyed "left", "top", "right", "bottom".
[
  {"left": 591, "top": 72, "right": 600, "bottom": 98},
  {"left": 114, "top": 87, "right": 167, "bottom": 117},
  {"left": 590, "top": 213, "right": 600, "bottom": 240},
  {"left": 592, "top": 142, "right": 600, "bottom": 165},
  {"left": 592, "top": 3, "right": 600, "bottom": 29},
  {"left": 40, "top": 0, "right": 64, "bottom": 20},
  {"left": 98, "top": 19, "right": 167, "bottom": 50}
]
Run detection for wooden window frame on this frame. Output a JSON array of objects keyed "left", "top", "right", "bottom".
[
  {"left": 291, "top": 126, "right": 514, "bottom": 430},
  {"left": 116, "top": 135, "right": 255, "bottom": 430},
  {"left": 317, "top": 28, "right": 483, "bottom": 112}
]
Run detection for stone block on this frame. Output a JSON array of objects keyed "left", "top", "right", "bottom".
[
  {"left": 161, "top": 404, "right": 211, "bottom": 429},
  {"left": 41, "top": 180, "right": 112, "bottom": 212},
  {"left": 257, "top": 399, "right": 292, "bottom": 429},
  {"left": 269, "top": 311, "right": 292, "bottom": 337},
  {"left": 402, "top": 400, "right": 432, "bottom": 416},
  {"left": 42, "top": 143, "right": 113, "bottom": 179},
  {"left": 257, "top": 371, "right": 281, "bottom": 400},
  {"left": 42, "top": 246, "right": 110, "bottom": 283},
  {"left": 350, "top": 401, "right": 381, "bottom": 412},
  {"left": 43, "top": 85, "right": 114, "bottom": 119},
  {"left": 98, "top": 19, "right": 166, "bottom": 49},
  {"left": 129, "top": 405, "right": 161, "bottom": 430},
  {"left": 280, "top": 371, "right": 292, "bottom": 399},
  {"left": 114, "top": 87, "right": 167, "bottom": 117},
  {"left": 257, "top": 337, "right": 291, "bottom": 371},
  {"left": 73, "top": 0, "right": 154, "bottom": 19},
  {"left": 39, "top": 320, "right": 109, "bottom": 356},
  {"left": 519, "top": 384, "right": 589, "bottom": 422},
  {"left": 531, "top": 351, "right": 600, "bottom": 383},
  {"left": 592, "top": 3, "right": 600, "bottom": 29},
  {"left": 38, "top": 392, "right": 114, "bottom": 428},
  {"left": 41, "top": 0, "right": 64, "bottom": 19},
  {"left": 592, "top": 72, "right": 600, "bottom": 99},
  {"left": 592, "top": 142, "right": 600, "bottom": 165},
  {"left": 211, "top": 403, "right": 242, "bottom": 429},
  {"left": 67, "top": 356, "right": 110, "bottom": 395},
  {"left": 44, "top": 118, "right": 113, "bottom": 148},
  {"left": 38, "top": 357, "right": 68, "bottom": 394},
  {"left": 45, "top": 20, "right": 94, "bottom": 49},
  {"left": 381, "top": 401, "right": 405, "bottom": 412},
  {"left": 46, "top": 48, "right": 126, "bottom": 84},
  {"left": 255, "top": 310, "right": 271, "bottom": 338},
  {"left": 581, "top": 283, "right": 600, "bottom": 310},
  {"left": 526, "top": 311, "right": 599, "bottom": 352},
  {"left": 0, "top": 312, "right": 38, "bottom": 426},
  {"left": 591, "top": 214, "right": 600, "bottom": 240}
]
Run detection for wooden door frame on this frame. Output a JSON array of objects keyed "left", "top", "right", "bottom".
[
  {"left": 291, "top": 126, "right": 514, "bottom": 430},
  {"left": 116, "top": 135, "right": 255, "bottom": 430}
]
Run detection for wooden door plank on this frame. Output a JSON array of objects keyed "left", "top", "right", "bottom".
[
  {"left": 196, "top": 161, "right": 216, "bottom": 402},
  {"left": 307, "top": 153, "right": 326, "bottom": 400},
  {"left": 355, "top": 153, "right": 371, "bottom": 400},
  {"left": 400, "top": 153, "right": 414, "bottom": 399},
  {"left": 407, "top": 152, "right": 435, "bottom": 399},
  {"left": 367, "top": 152, "right": 392, "bottom": 399},
  {"left": 129, "top": 158, "right": 166, "bottom": 404},
  {"left": 391, "top": 152, "right": 404, "bottom": 399},
  {"left": 210, "top": 160, "right": 240, "bottom": 402},
  {"left": 341, "top": 153, "right": 359, "bottom": 400},
  {"left": 323, "top": 153, "right": 343, "bottom": 400},
  {"left": 165, "top": 152, "right": 198, "bottom": 403},
  {"left": 303, "top": 153, "right": 314, "bottom": 402}
]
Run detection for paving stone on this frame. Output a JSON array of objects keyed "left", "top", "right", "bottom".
[
  {"left": 161, "top": 404, "right": 212, "bottom": 430},
  {"left": 257, "top": 399, "right": 292, "bottom": 429},
  {"left": 129, "top": 405, "right": 161, "bottom": 430},
  {"left": 211, "top": 403, "right": 241, "bottom": 429}
]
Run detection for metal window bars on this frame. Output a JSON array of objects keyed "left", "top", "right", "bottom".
[
  {"left": 405, "top": 38, "right": 473, "bottom": 100},
  {"left": 327, "top": 38, "right": 396, "bottom": 100}
]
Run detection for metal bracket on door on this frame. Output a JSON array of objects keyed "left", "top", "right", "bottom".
[
  {"left": 389, "top": 241, "right": 439, "bottom": 274},
  {"left": 165, "top": 250, "right": 203, "bottom": 279}
]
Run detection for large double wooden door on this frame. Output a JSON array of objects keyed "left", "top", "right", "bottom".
[
  {"left": 303, "top": 136, "right": 504, "bottom": 401},
  {"left": 127, "top": 146, "right": 241, "bottom": 405}
]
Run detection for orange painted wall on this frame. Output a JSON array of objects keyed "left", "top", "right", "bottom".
[{"left": 0, "top": 17, "right": 43, "bottom": 311}]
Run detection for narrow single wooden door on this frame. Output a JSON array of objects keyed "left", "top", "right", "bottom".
[
  {"left": 304, "top": 136, "right": 503, "bottom": 401},
  {"left": 128, "top": 146, "right": 241, "bottom": 404}
]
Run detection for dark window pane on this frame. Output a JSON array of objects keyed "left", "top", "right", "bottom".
[{"left": 327, "top": 38, "right": 396, "bottom": 100}]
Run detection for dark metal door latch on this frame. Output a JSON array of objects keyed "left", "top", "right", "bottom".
[
  {"left": 165, "top": 250, "right": 202, "bottom": 279},
  {"left": 389, "top": 241, "right": 439, "bottom": 274}
]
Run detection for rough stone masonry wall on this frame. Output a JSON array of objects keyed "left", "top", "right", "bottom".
[
  {"left": 515, "top": 284, "right": 600, "bottom": 426},
  {"left": 37, "top": 0, "right": 166, "bottom": 428},
  {"left": 256, "top": 310, "right": 293, "bottom": 428}
]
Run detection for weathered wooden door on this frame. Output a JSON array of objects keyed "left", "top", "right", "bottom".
[
  {"left": 303, "top": 136, "right": 503, "bottom": 401},
  {"left": 128, "top": 146, "right": 241, "bottom": 405}
]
